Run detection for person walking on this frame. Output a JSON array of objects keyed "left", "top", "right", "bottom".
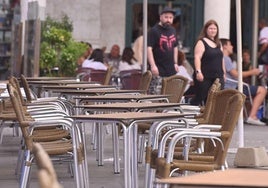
[
  {"left": 190, "top": 19, "right": 225, "bottom": 105},
  {"left": 147, "top": 7, "right": 179, "bottom": 94}
]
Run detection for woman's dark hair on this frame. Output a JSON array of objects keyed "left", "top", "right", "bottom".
[
  {"left": 89, "top": 48, "right": 104, "bottom": 62},
  {"left": 122, "top": 47, "right": 136, "bottom": 65}
]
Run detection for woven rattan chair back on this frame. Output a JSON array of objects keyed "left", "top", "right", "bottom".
[
  {"left": 203, "top": 89, "right": 245, "bottom": 154},
  {"left": 76, "top": 66, "right": 113, "bottom": 85},
  {"left": 213, "top": 92, "right": 246, "bottom": 168},
  {"left": 196, "top": 78, "right": 221, "bottom": 124},
  {"left": 138, "top": 70, "right": 152, "bottom": 93},
  {"left": 120, "top": 69, "right": 142, "bottom": 90},
  {"left": 161, "top": 75, "right": 189, "bottom": 103},
  {"left": 20, "top": 74, "right": 36, "bottom": 102},
  {"left": 103, "top": 66, "right": 113, "bottom": 85},
  {"left": 155, "top": 91, "right": 245, "bottom": 179},
  {"left": 9, "top": 76, "right": 26, "bottom": 106}
]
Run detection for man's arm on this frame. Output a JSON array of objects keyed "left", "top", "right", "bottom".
[
  {"left": 174, "top": 46, "right": 179, "bottom": 72},
  {"left": 147, "top": 46, "right": 159, "bottom": 76},
  {"left": 229, "top": 68, "right": 261, "bottom": 79}
]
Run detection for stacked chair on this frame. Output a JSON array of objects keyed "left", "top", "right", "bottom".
[
  {"left": 144, "top": 88, "right": 245, "bottom": 188},
  {"left": 137, "top": 74, "right": 190, "bottom": 163},
  {"left": 138, "top": 71, "right": 153, "bottom": 93},
  {"left": 119, "top": 69, "right": 142, "bottom": 90},
  {"left": 6, "top": 76, "right": 88, "bottom": 188},
  {"left": 76, "top": 66, "right": 113, "bottom": 85},
  {"left": 119, "top": 70, "right": 153, "bottom": 92}
]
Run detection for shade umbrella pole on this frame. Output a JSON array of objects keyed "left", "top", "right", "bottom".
[
  {"left": 251, "top": 0, "right": 259, "bottom": 85},
  {"left": 236, "top": 0, "right": 244, "bottom": 147},
  {"left": 142, "top": 0, "right": 148, "bottom": 73}
]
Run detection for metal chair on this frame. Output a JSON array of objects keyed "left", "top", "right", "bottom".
[
  {"left": 119, "top": 69, "right": 142, "bottom": 90},
  {"left": 138, "top": 70, "right": 153, "bottom": 93},
  {"left": 147, "top": 90, "right": 245, "bottom": 188},
  {"left": 76, "top": 66, "right": 113, "bottom": 85},
  {"left": 161, "top": 75, "right": 189, "bottom": 103},
  {"left": 226, "top": 77, "right": 253, "bottom": 119},
  {"left": 8, "top": 84, "right": 88, "bottom": 188}
]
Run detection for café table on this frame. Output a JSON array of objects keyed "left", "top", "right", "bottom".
[
  {"left": 27, "top": 80, "right": 97, "bottom": 85},
  {"left": 70, "top": 111, "right": 192, "bottom": 188},
  {"left": 156, "top": 168, "right": 268, "bottom": 187},
  {"left": 22, "top": 76, "right": 76, "bottom": 81},
  {"left": 42, "top": 84, "right": 116, "bottom": 90},
  {"left": 78, "top": 102, "right": 182, "bottom": 113},
  {"left": 27, "top": 80, "right": 101, "bottom": 97},
  {"left": 77, "top": 101, "right": 185, "bottom": 169},
  {"left": 51, "top": 88, "right": 145, "bottom": 97},
  {"left": 73, "top": 93, "right": 173, "bottom": 169},
  {"left": 74, "top": 94, "right": 171, "bottom": 104}
]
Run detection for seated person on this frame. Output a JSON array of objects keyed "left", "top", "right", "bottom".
[
  {"left": 242, "top": 49, "right": 253, "bottom": 84},
  {"left": 77, "top": 42, "right": 93, "bottom": 68},
  {"left": 82, "top": 48, "right": 108, "bottom": 70},
  {"left": 221, "top": 38, "right": 267, "bottom": 125},
  {"left": 104, "top": 44, "right": 121, "bottom": 75},
  {"left": 118, "top": 47, "right": 141, "bottom": 72}
]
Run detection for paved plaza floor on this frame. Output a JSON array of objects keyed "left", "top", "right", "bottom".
[{"left": 1, "top": 122, "right": 268, "bottom": 188}]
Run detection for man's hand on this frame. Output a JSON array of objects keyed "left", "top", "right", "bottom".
[
  {"left": 151, "top": 65, "right": 159, "bottom": 76},
  {"left": 251, "top": 68, "right": 261, "bottom": 76}
]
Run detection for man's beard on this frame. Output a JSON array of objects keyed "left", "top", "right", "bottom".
[{"left": 162, "top": 22, "right": 171, "bottom": 28}]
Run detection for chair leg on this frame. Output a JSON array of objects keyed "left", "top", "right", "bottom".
[
  {"left": 20, "top": 150, "right": 32, "bottom": 188},
  {"left": 138, "top": 134, "right": 146, "bottom": 164},
  {"left": 91, "top": 123, "right": 97, "bottom": 149},
  {"left": 68, "top": 162, "right": 74, "bottom": 177},
  {"left": 147, "top": 168, "right": 156, "bottom": 188},
  {"left": 111, "top": 123, "right": 120, "bottom": 174},
  {"left": 15, "top": 141, "right": 25, "bottom": 177}
]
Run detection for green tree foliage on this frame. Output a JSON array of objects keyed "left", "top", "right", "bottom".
[{"left": 40, "top": 14, "right": 87, "bottom": 76}]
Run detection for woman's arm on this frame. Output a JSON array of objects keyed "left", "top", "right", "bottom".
[{"left": 194, "top": 40, "right": 205, "bottom": 81}]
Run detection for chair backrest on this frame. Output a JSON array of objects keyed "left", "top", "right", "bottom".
[
  {"left": 20, "top": 74, "right": 37, "bottom": 102},
  {"left": 9, "top": 76, "right": 26, "bottom": 106},
  {"left": 103, "top": 66, "right": 113, "bottom": 85},
  {"left": 196, "top": 78, "right": 221, "bottom": 123},
  {"left": 203, "top": 89, "right": 245, "bottom": 154},
  {"left": 138, "top": 70, "right": 152, "bottom": 93},
  {"left": 208, "top": 89, "right": 242, "bottom": 124},
  {"left": 76, "top": 66, "right": 112, "bottom": 85},
  {"left": 120, "top": 69, "right": 142, "bottom": 90},
  {"left": 32, "top": 143, "right": 63, "bottom": 188},
  {"left": 161, "top": 75, "right": 189, "bottom": 103},
  {"left": 213, "top": 92, "right": 245, "bottom": 169},
  {"left": 7, "top": 84, "right": 33, "bottom": 150},
  {"left": 76, "top": 67, "right": 91, "bottom": 81}
]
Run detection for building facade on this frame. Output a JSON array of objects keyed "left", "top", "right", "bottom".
[{"left": 45, "top": 0, "right": 268, "bottom": 61}]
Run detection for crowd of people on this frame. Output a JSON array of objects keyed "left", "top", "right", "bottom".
[{"left": 76, "top": 7, "right": 268, "bottom": 126}]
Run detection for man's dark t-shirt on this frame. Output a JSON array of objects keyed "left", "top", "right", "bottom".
[{"left": 148, "top": 24, "right": 177, "bottom": 77}]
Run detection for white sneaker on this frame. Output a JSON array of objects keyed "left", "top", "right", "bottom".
[{"left": 246, "top": 117, "right": 266, "bottom": 126}]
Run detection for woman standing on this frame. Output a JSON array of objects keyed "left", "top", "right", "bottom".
[{"left": 190, "top": 19, "right": 225, "bottom": 105}]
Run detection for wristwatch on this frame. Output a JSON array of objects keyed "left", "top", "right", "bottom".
[{"left": 196, "top": 70, "right": 201, "bottom": 74}]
